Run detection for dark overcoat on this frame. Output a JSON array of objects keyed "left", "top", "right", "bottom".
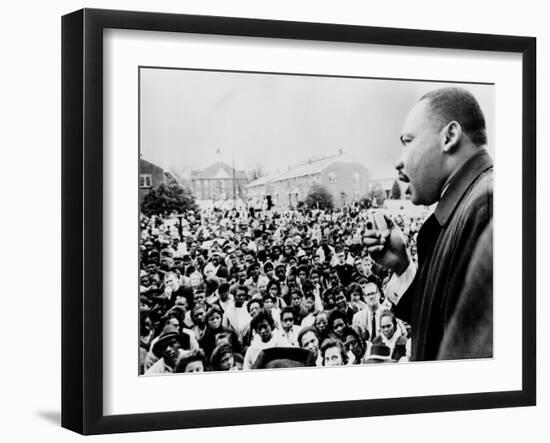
[{"left": 395, "top": 150, "right": 493, "bottom": 361}]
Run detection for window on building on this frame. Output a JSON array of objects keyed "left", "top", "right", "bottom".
[
  {"left": 139, "top": 174, "right": 152, "bottom": 188},
  {"left": 328, "top": 173, "right": 336, "bottom": 184},
  {"left": 353, "top": 172, "right": 360, "bottom": 183}
]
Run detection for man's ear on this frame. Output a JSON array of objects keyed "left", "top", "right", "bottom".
[{"left": 440, "top": 121, "right": 462, "bottom": 153}]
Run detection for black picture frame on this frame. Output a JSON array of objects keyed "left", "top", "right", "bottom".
[{"left": 61, "top": 8, "right": 536, "bottom": 435}]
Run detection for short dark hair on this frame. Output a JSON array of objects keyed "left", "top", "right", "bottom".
[
  {"left": 205, "top": 305, "right": 223, "bottom": 322},
  {"left": 347, "top": 282, "right": 362, "bottom": 298},
  {"left": 297, "top": 326, "right": 319, "bottom": 347},
  {"left": 280, "top": 306, "right": 295, "bottom": 321},
  {"left": 250, "top": 309, "right": 275, "bottom": 331},
  {"left": 174, "top": 349, "right": 206, "bottom": 373},
  {"left": 235, "top": 285, "right": 249, "bottom": 296},
  {"left": 380, "top": 309, "right": 398, "bottom": 329},
  {"left": 320, "top": 338, "right": 348, "bottom": 365},
  {"left": 246, "top": 297, "right": 263, "bottom": 313},
  {"left": 328, "top": 309, "right": 347, "bottom": 329},
  {"left": 420, "top": 87, "right": 487, "bottom": 147},
  {"left": 266, "top": 279, "right": 281, "bottom": 294},
  {"left": 288, "top": 286, "right": 303, "bottom": 299}
]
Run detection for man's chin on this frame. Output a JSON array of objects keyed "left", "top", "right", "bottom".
[{"left": 410, "top": 193, "right": 429, "bottom": 206}]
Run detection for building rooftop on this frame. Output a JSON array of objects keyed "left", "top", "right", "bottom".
[
  {"left": 191, "top": 161, "right": 247, "bottom": 180},
  {"left": 247, "top": 151, "right": 367, "bottom": 188},
  {"left": 271, "top": 151, "right": 364, "bottom": 183},
  {"left": 246, "top": 174, "right": 277, "bottom": 188}
]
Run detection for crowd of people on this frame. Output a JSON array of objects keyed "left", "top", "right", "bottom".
[{"left": 139, "top": 205, "right": 429, "bottom": 375}]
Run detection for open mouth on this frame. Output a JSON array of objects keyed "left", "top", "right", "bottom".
[{"left": 398, "top": 173, "right": 410, "bottom": 183}]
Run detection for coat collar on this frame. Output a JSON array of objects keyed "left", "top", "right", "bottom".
[{"left": 434, "top": 149, "right": 493, "bottom": 227}]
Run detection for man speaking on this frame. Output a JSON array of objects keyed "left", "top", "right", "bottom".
[{"left": 365, "top": 87, "right": 493, "bottom": 361}]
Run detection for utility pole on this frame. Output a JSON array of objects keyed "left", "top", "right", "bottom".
[{"left": 232, "top": 157, "right": 237, "bottom": 203}]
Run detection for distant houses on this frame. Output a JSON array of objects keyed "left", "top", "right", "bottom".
[
  {"left": 246, "top": 150, "right": 369, "bottom": 209},
  {"left": 141, "top": 150, "right": 402, "bottom": 210},
  {"left": 190, "top": 162, "right": 248, "bottom": 201},
  {"left": 139, "top": 158, "right": 187, "bottom": 204},
  {"left": 139, "top": 158, "right": 168, "bottom": 204}
]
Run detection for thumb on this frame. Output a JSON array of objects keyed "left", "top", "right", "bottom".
[{"left": 383, "top": 213, "right": 396, "bottom": 229}]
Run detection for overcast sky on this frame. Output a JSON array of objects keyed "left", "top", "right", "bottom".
[{"left": 140, "top": 68, "right": 494, "bottom": 179}]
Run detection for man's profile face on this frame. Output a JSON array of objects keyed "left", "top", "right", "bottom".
[{"left": 397, "top": 99, "right": 447, "bottom": 206}]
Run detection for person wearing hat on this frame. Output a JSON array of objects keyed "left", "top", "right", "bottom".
[
  {"left": 144, "top": 331, "right": 191, "bottom": 375},
  {"left": 365, "top": 343, "right": 394, "bottom": 363},
  {"left": 251, "top": 347, "right": 316, "bottom": 369},
  {"left": 143, "top": 313, "right": 199, "bottom": 372}
]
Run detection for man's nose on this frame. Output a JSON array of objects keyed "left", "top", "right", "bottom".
[{"left": 395, "top": 158, "right": 404, "bottom": 173}]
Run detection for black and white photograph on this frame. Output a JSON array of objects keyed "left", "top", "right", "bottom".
[{"left": 138, "top": 67, "right": 494, "bottom": 375}]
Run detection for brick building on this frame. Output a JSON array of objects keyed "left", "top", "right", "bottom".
[
  {"left": 191, "top": 162, "right": 248, "bottom": 201},
  {"left": 246, "top": 150, "right": 370, "bottom": 209},
  {"left": 139, "top": 158, "right": 167, "bottom": 204}
]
